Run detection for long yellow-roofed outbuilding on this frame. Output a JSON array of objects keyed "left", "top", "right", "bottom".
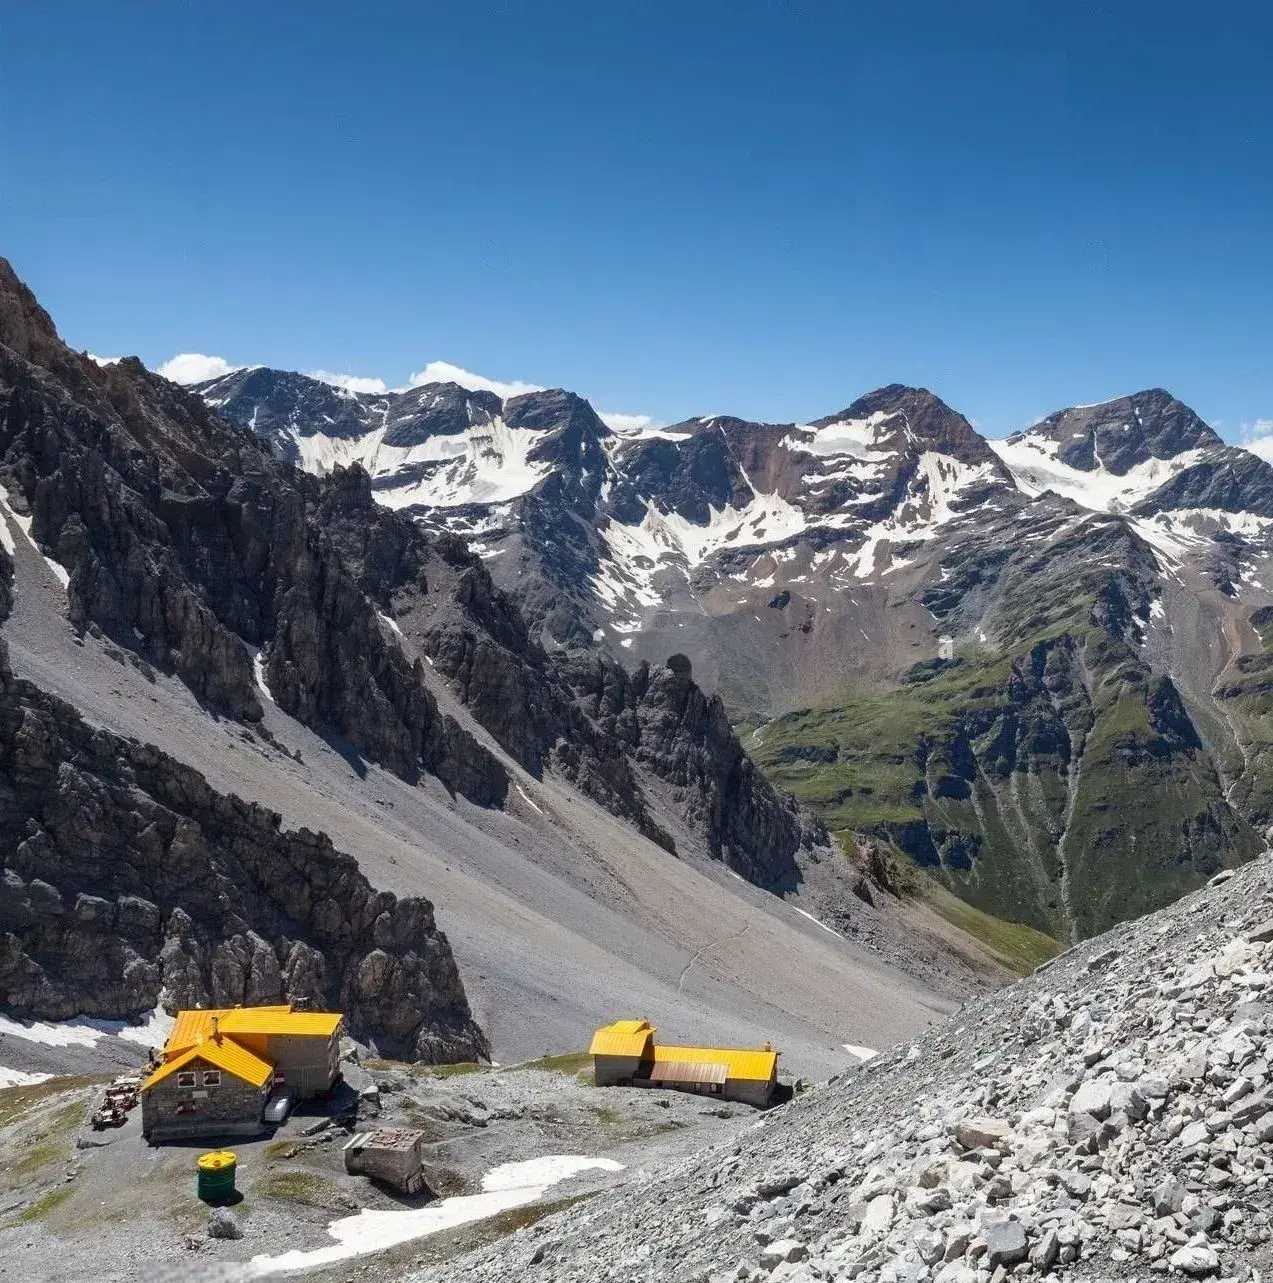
[{"left": 589, "top": 1018, "right": 779, "bottom": 1106}]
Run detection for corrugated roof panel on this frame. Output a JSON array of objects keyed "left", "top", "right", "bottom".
[
  {"left": 653, "top": 1044, "right": 778, "bottom": 1082},
  {"left": 646, "top": 1060, "right": 728, "bottom": 1086}
]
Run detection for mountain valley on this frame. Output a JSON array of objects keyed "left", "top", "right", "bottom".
[
  {"left": 201, "top": 368, "right": 1273, "bottom": 947},
  {"left": 0, "top": 257, "right": 985, "bottom": 1086}
]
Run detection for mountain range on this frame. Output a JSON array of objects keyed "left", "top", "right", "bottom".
[
  {"left": 199, "top": 368, "right": 1273, "bottom": 946},
  {"left": 0, "top": 257, "right": 979, "bottom": 1079}
]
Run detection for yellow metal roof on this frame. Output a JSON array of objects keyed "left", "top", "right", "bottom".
[
  {"left": 163, "top": 1005, "right": 340, "bottom": 1055},
  {"left": 589, "top": 1020, "right": 655, "bottom": 1058},
  {"left": 165, "top": 1006, "right": 291, "bottom": 1055},
  {"left": 141, "top": 1035, "right": 274, "bottom": 1092},
  {"left": 219, "top": 1009, "right": 343, "bottom": 1038},
  {"left": 653, "top": 1043, "right": 778, "bottom": 1083}
]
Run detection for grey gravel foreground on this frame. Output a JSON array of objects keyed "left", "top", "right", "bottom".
[{"left": 415, "top": 856, "right": 1273, "bottom": 1283}]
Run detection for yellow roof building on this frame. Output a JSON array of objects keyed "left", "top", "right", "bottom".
[
  {"left": 142, "top": 1004, "right": 344, "bottom": 1092},
  {"left": 588, "top": 1019, "right": 778, "bottom": 1085},
  {"left": 142, "top": 1034, "right": 274, "bottom": 1090}
]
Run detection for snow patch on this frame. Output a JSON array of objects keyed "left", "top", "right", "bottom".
[
  {"left": 842, "top": 1044, "right": 878, "bottom": 1062},
  {"left": 252, "top": 650, "right": 276, "bottom": 705},
  {"left": 287, "top": 416, "right": 555, "bottom": 509},
  {"left": 783, "top": 411, "right": 900, "bottom": 460},
  {"left": 0, "top": 1008, "right": 173, "bottom": 1049},
  {"left": 515, "top": 783, "right": 543, "bottom": 814},
  {"left": 250, "top": 1156, "right": 623, "bottom": 1275},
  {"left": 0, "top": 483, "right": 71, "bottom": 586},
  {"left": 792, "top": 906, "right": 843, "bottom": 939},
  {"left": 989, "top": 436, "right": 1208, "bottom": 514},
  {"left": 0, "top": 1066, "right": 54, "bottom": 1088}
]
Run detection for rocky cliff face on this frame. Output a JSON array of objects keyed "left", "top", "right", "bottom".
[
  {"left": 313, "top": 464, "right": 826, "bottom": 889},
  {"left": 0, "top": 548, "right": 484, "bottom": 1059},
  {"left": 0, "top": 259, "right": 506, "bottom": 803}
]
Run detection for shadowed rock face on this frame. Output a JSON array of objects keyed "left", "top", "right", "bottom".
[
  {"left": 0, "top": 257, "right": 507, "bottom": 805},
  {"left": 560, "top": 652, "right": 820, "bottom": 891},
  {"left": 0, "top": 544, "right": 484, "bottom": 1060},
  {"left": 314, "top": 466, "right": 829, "bottom": 890}
]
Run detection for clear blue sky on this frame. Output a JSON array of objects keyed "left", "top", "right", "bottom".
[{"left": 3, "top": 2, "right": 1271, "bottom": 436}]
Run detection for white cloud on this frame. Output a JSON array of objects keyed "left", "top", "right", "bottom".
[
  {"left": 158, "top": 353, "right": 240, "bottom": 384},
  {"left": 407, "top": 360, "right": 543, "bottom": 399},
  {"left": 154, "top": 350, "right": 659, "bottom": 430},
  {"left": 308, "top": 370, "right": 389, "bottom": 395},
  {"left": 1238, "top": 418, "right": 1273, "bottom": 463},
  {"left": 598, "top": 411, "right": 663, "bottom": 434},
  {"left": 87, "top": 353, "right": 120, "bottom": 367}
]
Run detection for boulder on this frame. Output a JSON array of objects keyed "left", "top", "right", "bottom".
[
  {"left": 983, "top": 1220, "right": 1027, "bottom": 1269},
  {"left": 207, "top": 1207, "right": 243, "bottom": 1240},
  {"left": 952, "top": 1117, "right": 1013, "bottom": 1150}
]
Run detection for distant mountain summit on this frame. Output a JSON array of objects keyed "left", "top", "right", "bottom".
[
  {"left": 990, "top": 389, "right": 1230, "bottom": 513},
  {"left": 200, "top": 360, "right": 1273, "bottom": 946}
]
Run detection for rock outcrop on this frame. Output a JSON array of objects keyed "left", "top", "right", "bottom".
[
  {"left": 0, "top": 566, "right": 483, "bottom": 1059},
  {"left": 0, "top": 259, "right": 506, "bottom": 803},
  {"left": 315, "top": 465, "right": 828, "bottom": 889}
]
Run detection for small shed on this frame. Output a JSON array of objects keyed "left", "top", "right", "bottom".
[
  {"left": 343, "top": 1128, "right": 430, "bottom": 1194},
  {"left": 589, "top": 1020, "right": 779, "bottom": 1107},
  {"left": 589, "top": 1019, "right": 656, "bottom": 1086}
]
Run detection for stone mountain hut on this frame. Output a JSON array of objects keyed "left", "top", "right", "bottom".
[{"left": 140, "top": 1004, "right": 343, "bottom": 1142}]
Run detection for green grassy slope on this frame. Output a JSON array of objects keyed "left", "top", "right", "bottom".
[{"left": 756, "top": 616, "right": 1260, "bottom": 942}]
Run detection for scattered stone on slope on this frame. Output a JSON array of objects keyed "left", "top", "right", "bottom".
[{"left": 416, "top": 849, "right": 1273, "bottom": 1283}]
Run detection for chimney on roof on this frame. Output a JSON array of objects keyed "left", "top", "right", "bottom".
[{"left": 211, "top": 1015, "right": 220, "bottom": 1040}]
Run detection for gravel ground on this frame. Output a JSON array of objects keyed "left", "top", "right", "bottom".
[
  {"left": 0, "top": 1048, "right": 770, "bottom": 1283},
  {"left": 409, "top": 852, "right": 1273, "bottom": 1283}
]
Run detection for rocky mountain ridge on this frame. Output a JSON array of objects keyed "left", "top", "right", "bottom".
[
  {"left": 203, "top": 362, "right": 1273, "bottom": 946},
  {"left": 0, "top": 256, "right": 857, "bottom": 1054}
]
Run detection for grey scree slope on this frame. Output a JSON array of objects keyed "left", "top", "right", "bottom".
[
  {"left": 0, "top": 504, "right": 955, "bottom": 1080},
  {"left": 415, "top": 854, "right": 1273, "bottom": 1283}
]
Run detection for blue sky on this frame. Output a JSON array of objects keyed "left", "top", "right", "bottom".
[{"left": 3, "top": 2, "right": 1271, "bottom": 439}]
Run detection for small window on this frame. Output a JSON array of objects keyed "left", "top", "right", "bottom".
[
  {"left": 176, "top": 1071, "right": 197, "bottom": 1088},
  {"left": 202, "top": 1070, "right": 221, "bottom": 1087}
]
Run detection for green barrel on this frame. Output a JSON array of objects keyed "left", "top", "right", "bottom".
[{"left": 196, "top": 1150, "right": 237, "bottom": 1202}]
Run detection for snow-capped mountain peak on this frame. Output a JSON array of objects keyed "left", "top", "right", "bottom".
[
  {"left": 990, "top": 389, "right": 1226, "bottom": 514},
  {"left": 195, "top": 369, "right": 1273, "bottom": 716}
]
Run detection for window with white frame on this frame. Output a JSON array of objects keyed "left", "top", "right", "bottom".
[
  {"left": 176, "top": 1071, "right": 196, "bottom": 1088},
  {"left": 202, "top": 1070, "right": 221, "bottom": 1087}
]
